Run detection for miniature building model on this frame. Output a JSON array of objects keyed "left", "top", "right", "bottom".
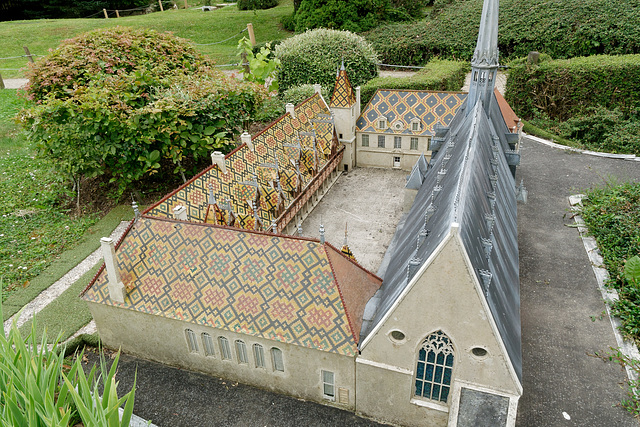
[{"left": 82, "top": 0, "right": 521, "bottom": 425}]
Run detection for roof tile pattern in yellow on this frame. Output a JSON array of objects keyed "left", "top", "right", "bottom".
[
  {"left": 330, "top": 69, "right": 356, "bottom": 108},
  {"left": 83, "top": 217, "right": 381, "bottom": 356}
]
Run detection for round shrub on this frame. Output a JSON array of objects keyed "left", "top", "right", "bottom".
[
  {"left": 294, "top": 0, "right": 387, "bottom": 33},
  {"left": 237, "top": 0, "right": 278, "bottom": 10},
  {"left": 275, "top": 29, "right": 378, "bottom": 93},
  {"left": 24, "top": 26, "right": 210, "bottom": 103},
  {"left": 280, "top": 84, "right": 330, "bottom": 105}
]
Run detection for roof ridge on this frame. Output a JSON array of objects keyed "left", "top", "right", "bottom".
[
  {"left": 322, "top": 245, "right": 359, "bottom": 347},
  {"left": 324, "top": 241, "right": 383, "bottom": 282}
]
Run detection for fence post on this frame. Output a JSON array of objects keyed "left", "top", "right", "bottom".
[
  {"left": 0, "top": 72, "right": 5, "bottom": 90},
  {"left": 183, "top": 0, "right": 188, "bottom": 8},
  {"left": 115, "top": 9, "right": 120, "bottom": 18},
  {"left": 158, "top": 0, "right": 164, "bottom": 12},
  {"left": 23, "top": 46, "right": 34, "bottom": 63},
  {"left": 103, "top": 8, "right": 109, "bottom": 18},
  {"left": 247, "top": 23, "right": 256, "bottom": 46}
]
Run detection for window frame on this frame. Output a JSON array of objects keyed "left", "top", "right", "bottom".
[
  {"left": 361, "top": 134, "right": 369, "bottom": 147},
  {"left": 235, "top": 340, "right": 248, "bottom": 364},
  {"left": 253, "top": 343, "right": 266, "bottom": 369},
  {"left": 271, "top": 347, "right": 284, "bottom": 372},
  {"left": 378, "top": 135, "right": 385, "bottom": 148},
  {"left": 322, "top": 370, "right": 335, "bottom": 401},
  {"left": 394, "top": 136, "right": 402, "bottom": 149},
  {"left": 201, "top": 332, "right": 215, "bottom": 357},
  {"left": 218, "top": 336, "right": 232, "bottom": 360},
  {"left": 414, "top": 330, "right": 455, "bottom": 404},
  {"left": 410, "top": 137, "right": 419, "bottom": 151},
  {"left": 185, "top": 329, "right": 198, "bottom": 353}
]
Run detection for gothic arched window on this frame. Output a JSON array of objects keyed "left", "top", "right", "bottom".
[{"left": 414, "top": 330, "right": 455, "bottom": 403}]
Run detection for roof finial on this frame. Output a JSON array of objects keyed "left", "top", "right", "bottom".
[
  {"left": 336, "top": 63, "right": 340, "bottom": 77},
  {"left": 297, "top": 221, "right": 303, "bottom": 237},
  {"left": 341, "top": 57, "right": 345, "bottom": 71},
  {"left": 131, "top": 197, "right": 140, "bottom": 221},
  {"left": 208, "top": 183, "right": 216, "bottom": 205},
  {"left": 319, "top": 218, "right": 325, "bottom": 244}
]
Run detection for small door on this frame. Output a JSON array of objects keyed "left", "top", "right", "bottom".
[{"left": 393, "top": 156, "right": 401, "bottom": 168}]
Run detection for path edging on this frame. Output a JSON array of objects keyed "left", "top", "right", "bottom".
[{"left": 527, "top": 134, "right": 639, "bottom": 162}]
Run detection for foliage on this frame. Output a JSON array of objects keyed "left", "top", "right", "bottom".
[
  {"left": 0, "top": 300, "right": 137, "bottom": 426},
  {"left": 280, "top": 84, "right": 329, "bottom": 106},
  {"left": 361, "top": 59, "right": 468, "bottom": 105},
  {"left": 0, "top": 90, "right": 98, "bottom": 296},
  {"left": 238, "top": 36, "right": 281, "bottom": 92},
  {"left": 625, "top": 256, "right": 640, "bottom": 286},
  {"left": 365, "top": 0, "right": 640, "bottom": 66},
  {"left": 596, "top": 348, "right": 640, "bottom": 416},
  {"left": 275, "top": 28, "right": 378, "bottom": 93},
  {"left": 581, "top": 182, "right": 640, "bottom": 342},
  {"left": 237, "top": 0, "right": 278, "bottom": 10},
  {"left": 293, "top": 0, "right": 388, "bottom": 33},
  {"left": 0, "top": 0, "right": 150, "bottom": 21},
  {"left": 20, "top": 27, "right": 266, "bottom": 198}
]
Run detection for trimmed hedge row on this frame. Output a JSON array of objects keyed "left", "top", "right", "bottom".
[
  {"left": 365, "top": 0, "right": 640, "bottom": 66},
  {"left": 361, "top": 59, "right": 468, "bottom": 106},
  {"left": 505, "top": 54, "right": 640, "bottom": 121}
]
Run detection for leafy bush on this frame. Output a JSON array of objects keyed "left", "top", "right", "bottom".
[
  {"left": 237, "top": 0, "right": 278, "bottom": 10},
  {"left": 1, "top": 0, "right": 150, "bottom": 20},
  {"left": 581, "top": 182, "right": 640, "bottom": 342},
  {"left": 365, "top": 0, "right": 640, "bottom": 66},
  {"left": 505, "top": 54, "right": 640, "bottom": 121},
  {"left": 294, "top": 0, "right": 388, "bottom": 33},
  {"left": 361, "top": 59, "right": 468, "bottom": 105},
  {"left": 280, "top": 84, "right": 330, "bottom": 106},
  {"left": 275, "top": 28, "right": 378, "bottom": 93},
  {"left": 20, "top": 27, "right": 265, "bottom": 199}
]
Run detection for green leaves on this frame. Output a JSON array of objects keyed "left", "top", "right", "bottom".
[
  {"left": 625, "top": 256, "right": 640, "bottom": 285},
  {"left": 237, "top": 37, "right": 281, "bottom": 93}
]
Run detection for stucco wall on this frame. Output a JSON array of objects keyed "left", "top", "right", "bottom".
[
  {"left": 87, "top": 302, "right": 357, "bottom": 410},
  {"left": 356, "top": 133, "right": 431, "bottom": 171},
  {"left": 356, "top": 235, "right": 520, "bottom": 426}
]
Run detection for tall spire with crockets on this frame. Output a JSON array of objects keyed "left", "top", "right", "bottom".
[{"left": 466, "top": 0, "right": 499, "bottom": 114}]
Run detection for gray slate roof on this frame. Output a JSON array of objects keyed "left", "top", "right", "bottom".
[{"left": 360, "top": 95, "right": 522, "bottom": 382}]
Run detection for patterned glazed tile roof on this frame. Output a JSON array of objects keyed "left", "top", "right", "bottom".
[
  {"left": 330, "top": 69, "right": 356, "bottom": 108},
  {"left": 356, "top": 90, "right": 467, "bottom": 136},
  {"left": 82, "top": 217, "right": 382, "bottom": 356},
  {"left": 145, "top": 93, "right": 336, "bottom": 231}
]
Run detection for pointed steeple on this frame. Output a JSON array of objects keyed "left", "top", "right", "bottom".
[
  {"left": 330, "top": 62, "right": 356, "bottom": 108},
  {"left": 467, "top": 0, "right": 499, "bottom": 114}
]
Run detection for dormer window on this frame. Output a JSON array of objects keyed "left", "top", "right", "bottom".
[
  {"left": 411, "top": 119, "right": 421, "bottom": 132},
  {"left": 393, "top": 120, "right": 404, "bottom": 131},
  {"left": 377, "top": 117, "right": 388, "bottom": 130}
]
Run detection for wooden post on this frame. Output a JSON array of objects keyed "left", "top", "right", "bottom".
[
  {"left": 23, "top": 46, "right": 34, "bottom": 63},
  {"left": 115, "top": 9, "right": 120, "bottom": 18},
  {"left": 103, "top": 8, "right": 109, "bottom": 18},
  {"left": 247, "top": 23, "right": 256, "bottom": 46},
  {"left": 183, "top": 0, "right": 187, "bottom": 8},
  {"left": 0, "top": 72, "right": 5, "bottom": 90},
  {"left": 158, "top": 0, "right": 164, "bottom": 12}
]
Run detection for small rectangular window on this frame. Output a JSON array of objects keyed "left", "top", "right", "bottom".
[
  {"left": 202, "top": 333, "right": 215, "bottom": 357},
  {"left": 362, "top": 134, "right": 369, "bottom": 147},
  {"left": 271, "top": 347, "right": 284, "bottom": 372},
  {"left": 253, "top": 344, "right": 265, "bottom": 368},
  {"left": 412, "top": 122, "right": 420, "bottom": 131},
  {"left": 410, "top": 137, "right": 419, "bottom": 150},
  {"left": 236, "top": 340, "right": 248, "bottom": 364},
  {"left": 322, "top": 370, "right": 335, "bottom": 400},
  {"left": 185, "top": 329, "right": 198, "bottom": 353},
  {"left": 394, "top": 136, "right": 402, "bottom": 149},
  {"left": 378, "top": 119, "right": 386, "bottom": 129},
  {"left": 219, "top": 336, "right": 232, "bottom": 360},
  {"left": 378, "top": 135, "right": 385, "bottom": 148}
]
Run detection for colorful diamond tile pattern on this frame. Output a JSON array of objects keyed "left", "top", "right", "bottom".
[
  {"left": 83, "top": 217, "right": 362, "bottom": 356},
  {"left": 356, "top": 90, "right": 467, "bottom": 136},
  {"left": 146, "top": 94, "right": 335, "bottom": 229},
  {"left": 330, "top": 69, "right": 356, "bottom": 108}
]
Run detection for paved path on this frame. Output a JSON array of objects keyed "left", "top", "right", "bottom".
[{"left": 515, "top": 135, "right": 639, "bottom": 426}]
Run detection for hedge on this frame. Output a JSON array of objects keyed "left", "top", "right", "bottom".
[
  {"left": 365, "top": 0, "right": 640, "bottom": 66},
  {"left": 361, "top": 59, "right": 468, "bottom": 106},
  {"left": 505, "top": 54, "right": 640, "bottom": 121}
]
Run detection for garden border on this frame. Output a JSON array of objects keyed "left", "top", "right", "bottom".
[{"left": 527, "top": 134, "right": 639, "bottom": 162}]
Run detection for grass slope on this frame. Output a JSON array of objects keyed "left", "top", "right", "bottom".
[{"left": 0, "top": 1, "right": 293, "bottom": 78}]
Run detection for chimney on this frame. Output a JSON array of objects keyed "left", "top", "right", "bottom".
[
  {"left": 285, "top": 103, "right": 295, "bottom": 118},
  {"left": 314, "top": 83, "right": 322, "bottom": 95},
  {"left": 173, "top": 205, "right": 187, "bottom": 221},
  {"left": 100, "top": 237, "right": 126, "bottom": 303},
  {"left": 211, "top": 151, "right": 227, "bottom": 174},
  {"left": 241, "top": 131, "right": 253, "bottom": 151},
  {"left": 355, "top": 86, "right": 361, "bottom": 117}
]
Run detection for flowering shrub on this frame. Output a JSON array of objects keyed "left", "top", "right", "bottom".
[
  {"left": 275, "top": 28, "right": 378, "bottom": 93},
  {"left": 20, "top": 27, "right": 266, "bottom": 198}
]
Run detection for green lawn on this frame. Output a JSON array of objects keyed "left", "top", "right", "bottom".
[{"left": 0, "top": 1, "right": 293, "bottom": 78}]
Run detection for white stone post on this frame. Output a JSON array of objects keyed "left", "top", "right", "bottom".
[
  {"left": 241, "top": 131, "right": 253, "bottom": 151},
  {"left": 100, "top": 237, "right": 126, "bottom": 303},
  {"left": 211, "top": 151, "right": 227, "bottom": 174},
  {"left": 173, "top": 205, "right": 188, "bottom": 221},
  {"left": 285, "top": 103, "right": 295, "bottom": 118}
]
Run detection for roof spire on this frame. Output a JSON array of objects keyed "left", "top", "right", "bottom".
[
  {"left": 467, "top": 0, "right": 499, "bottom": 114},
  {"left": 341, "top": 57, "right": 345, "bottom": 71},
  {"left": 319, "top": 219, "right": 325, "bottom": 244}
]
